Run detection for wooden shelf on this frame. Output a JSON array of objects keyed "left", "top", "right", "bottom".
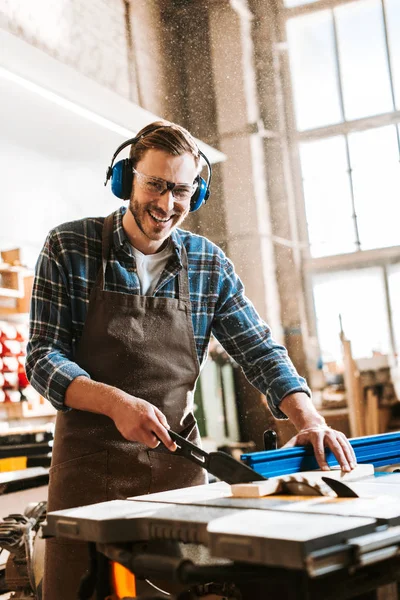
[
  {"left": 0, "top": 249, "right": 34, "bottom": 314},
  {"left": 0, "top": 286, "right": 23, "bottom": 298},
  {"left": 0, "top": 401, "right": 56, "bottom": 420}
]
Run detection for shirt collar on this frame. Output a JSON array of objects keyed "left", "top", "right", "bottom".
[{"left": 112, "top": 206, "right": 184, "bottom": 264}]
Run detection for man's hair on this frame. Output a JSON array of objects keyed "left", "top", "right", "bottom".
[{"left": 129, "top": 120, "right": 201, "bottom": 168}]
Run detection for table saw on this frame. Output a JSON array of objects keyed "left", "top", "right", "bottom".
[{"left": 43, "top": 431, "right": 400, "bottom": 600}]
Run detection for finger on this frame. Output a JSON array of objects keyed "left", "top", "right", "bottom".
[
  {"left": 311, "top": 433, "right": 330, "bottom": 471},
  {"left": 154, "top": 409, "right": 177, "bottom": 451},
  {"left": 336, "top": 433, "right": 357, "bottom": 468},
  {"left": 341, "top": 433, "right": 357, "bottom": 466},
  {"left": 152, "top": 421, "right": 177, "bottom": 452},
  {"left": 326, "top": 431, "right": 355, "bottom": 469},
  {"left": 325, "top": 436, "right": 351, "bottom": 472},
  {"left": 154, "top": 406, "right": 170, "bottom": 429},
  {"left": 144, "top": 432, "right": 161, "bottom": 449}
]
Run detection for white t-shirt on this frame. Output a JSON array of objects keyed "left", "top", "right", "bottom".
[{"left": 131, "top": 240, "right": 174, "bottom": 296}]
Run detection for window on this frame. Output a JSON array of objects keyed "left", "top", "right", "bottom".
[
  {"left": 300, "top": 135, "right": 356, "bottom": 257},
  {"left": 284, "top": 0, "right": 322, "bottom": 8},
  {"left": 299, "top": 125, "right": 400, "bottom": 257},
  {"left": 313, "top": 267, "right": 391, "bottom": 361},
  {"left": 386, "top": 0, "right": 400, "bottom": 109},
  {"left": 348, "top": 126, "right": 400, "bottom": 250},
  {"left": 388, "top": 263, "right": 400, "bottom": 353},
  {"left": 283, "top": 0, "right": 400, "bottom": 361},
  {"left": 335, "top": 0, "right": 393, "bottom": 121},
  {"left": 287, "top": 10, "right": 342, "bottom": 131}
]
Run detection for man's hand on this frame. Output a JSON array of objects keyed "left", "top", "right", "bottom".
[
  {"left": 64, "top": 376, "right": 177, "bottom": 451},
  {"left": 110, "top": 393, "right": 177, "bottom": 451},
  {"left": 282, "top": 426, "right": 357, "bottom": 472},
  {"left": 279, "top": 392, "right": 357, "bottom": 473}
]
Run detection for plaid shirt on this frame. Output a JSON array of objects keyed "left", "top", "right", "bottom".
[{"left": 26, "top": 206, "right": 310, "bottom": 417}]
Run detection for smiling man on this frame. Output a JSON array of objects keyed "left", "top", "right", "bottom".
[{"left": 26, "top": 120, "right": 356, "bottom": 599}]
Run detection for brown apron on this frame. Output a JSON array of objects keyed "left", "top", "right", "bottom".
[{"left": 43, "top": 213, "right": 206, "bottom": 600}]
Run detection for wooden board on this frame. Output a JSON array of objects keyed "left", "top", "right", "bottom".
[{"left": 230, "top": 464, "right": 374, "bottom": 498}]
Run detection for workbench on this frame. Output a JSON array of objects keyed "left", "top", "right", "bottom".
[{"left": 43, "top": 432, "right": 400, "bottom": 600}]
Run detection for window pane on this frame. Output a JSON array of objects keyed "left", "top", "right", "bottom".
[
  {"left": 300, "top": 136, "right": 357, "bottom": 257},
  {"left": 335, "top": 0, "right": 393, "bottom": 120},
  {"left": 287, "top": 11, "right": 342, "bottom": 131},
  {"left": 385, "top": 0, "right": 400, "bottom": 110},
  {"left": 388, "top": 263, "right": 400, "bottom": 356},
  {"left": 348, "top": 126, "right": 400, "bottom": 250},
  {"left": 313, "top": 268, "right": 390, "bottom": 362},
  {"left": 284, "top": 0, "right": 321, "bottom": 7}
]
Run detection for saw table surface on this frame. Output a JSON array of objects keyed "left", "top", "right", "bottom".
[
  {"left": 44, "top": 471, "right": 400, "bottom": 561},
  {"left": 42, "top": 433, "right": 400, "bottom": 599}
]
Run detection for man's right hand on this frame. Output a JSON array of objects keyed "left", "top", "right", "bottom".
[
  {"left": 64, "top": 376, "right": 177, "bottom": 451},
  {"left": 110, "top": 392, "right": 177, "bottom": 451}
]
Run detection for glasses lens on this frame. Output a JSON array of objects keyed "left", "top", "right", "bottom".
[
  {"left": 173, "top": 185, "right": 196, "bottom": 201},
  {"left": 143, "top": 178, "right": 165, "bottom": 195}
]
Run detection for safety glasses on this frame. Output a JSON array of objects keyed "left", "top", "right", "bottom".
[{"left": 132, "top": 168, "right": 198, "bottom": 202}]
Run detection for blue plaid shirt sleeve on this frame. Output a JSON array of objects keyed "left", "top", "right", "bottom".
[
  {"left": 212, "top": 254, "right": 311, "bottom": 419},
  {"left": 25, "top": 231, "right": 90, "bottom": 412}
]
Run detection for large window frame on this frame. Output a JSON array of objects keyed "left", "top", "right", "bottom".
[{"left": 276, "top": 0, "right": 400, "bottom": 362}]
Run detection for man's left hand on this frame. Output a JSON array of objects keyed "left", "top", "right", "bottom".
[{"left": 282, "top": 426, "right": 357, "bottom": 472}]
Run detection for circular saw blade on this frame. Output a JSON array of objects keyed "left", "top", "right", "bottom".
[{"left": 281, "top": 474, "right": 336, "bottom": 497}]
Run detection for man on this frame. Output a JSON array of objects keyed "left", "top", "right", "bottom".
[{"left": 26, "top": 120, "right": 356, "bottom": 599}]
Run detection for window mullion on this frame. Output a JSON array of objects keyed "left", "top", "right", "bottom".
[
  {"left": 382, "top": 0, "right": 397, "bottom": 113},
  {"left": 344, "top": 137, "right": 361, "bottom": 251},
  {"left": 332, "top": 8, "right": 345, "bottom": 122}
]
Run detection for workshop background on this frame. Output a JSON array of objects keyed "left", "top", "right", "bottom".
[{"left": 0, "top": 0, "right": 399, "bottom": 491}]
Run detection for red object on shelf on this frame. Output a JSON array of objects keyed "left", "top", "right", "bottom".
[
  {"left": 2, "top": 356, "right": 19, "bottom": 372},
  {"left": 18, "top": 370, "right": 30, "bottom": 388},
  {"left": 0, "top": 319, "right": 30, "bottom": 399},
  {"left": 3, "top": 372, "right": 19, "bottom": 389},
  {"left": 1, "top": 339, "right": 22, "bottom": 356},
  {"left": 0, "top": 322, "right": 17, "bottom": 341},
  {"left": 15, "top": 324, "right": 29, "bottom": 342}
]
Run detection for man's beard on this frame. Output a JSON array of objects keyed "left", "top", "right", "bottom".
[{"left": 128, "top": 196, "right": 187, "bottom": 241}]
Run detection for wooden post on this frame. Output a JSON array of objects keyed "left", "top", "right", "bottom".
[
  {"left": 365, "top": 387, "right": 380, "bottom": 436},
  {"left": 341, "top": 333, "right": 365, "bottom": 438}
]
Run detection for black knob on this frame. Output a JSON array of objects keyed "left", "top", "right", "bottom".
[{"left": 263, "top": 429, "right": 277, "bottom": 451}]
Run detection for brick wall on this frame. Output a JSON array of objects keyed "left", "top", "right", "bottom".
[{"left": 0, "top": 0, "right": 130, "bottom": 98}]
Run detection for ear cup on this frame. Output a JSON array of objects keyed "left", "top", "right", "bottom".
[
  {"left": 190, "top": 176, "right": 209, "bottom": 212},
  {"left": 111, "top": 159, "right": 133, "bottom": 200}
]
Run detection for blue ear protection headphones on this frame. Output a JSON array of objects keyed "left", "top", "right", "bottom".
[{"left": 104, "top": 126, "right": 212, "bottom": 212}]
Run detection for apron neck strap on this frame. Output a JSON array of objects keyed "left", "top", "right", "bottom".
[
  {"left": 100, "top": 213, "right": 115, "bottom": 288},
  {"left": 177, "top": 244, "right": 190, "bottom": 302}
]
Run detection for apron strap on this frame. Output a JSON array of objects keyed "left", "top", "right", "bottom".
[
  {"left": 177, "top": 244, "right": 190, "bottom": 303},
  {"left": 99, "top": 213, "right": 116, "bottom": 290}
]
